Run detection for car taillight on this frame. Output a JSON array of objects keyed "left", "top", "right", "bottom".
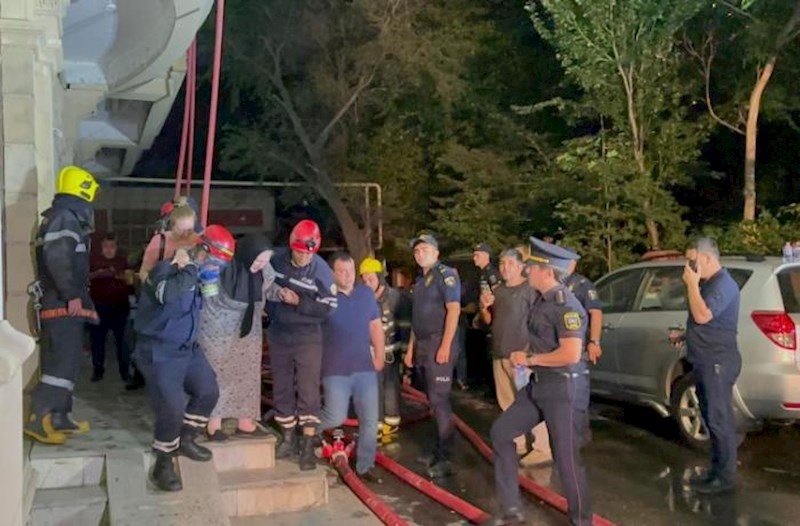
[{"left": 751, "top": 311, "right": 797, "bottom": 351}]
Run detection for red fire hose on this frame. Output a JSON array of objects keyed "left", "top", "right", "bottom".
[
  {"left": 200, "top": 0, "right": 225, "bottom": 226},
  {"left": 401, "top": 385, "right": 616, "bottom": 526},
  {"left": 375, "top": 453, "right": 490, "bottom": 524}
]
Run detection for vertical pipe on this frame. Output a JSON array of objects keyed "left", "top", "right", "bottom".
[
  {"left": 200, "top": 0, "right": 225, "bottom": 227},
  {"left": 174, "top": 46, "right": 192, "bottom": 200},
  {"left": 185, "top": 39, "right": 197, "bottom": 196}
]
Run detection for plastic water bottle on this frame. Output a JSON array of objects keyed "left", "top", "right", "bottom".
[
  {"left": 793, "top": 242, "right": 800, "bottom": 263},
  {"left": 783, "top": 242, "right": 793, "bottom": 264},
  {"left": 514, "top": 365, "right": 529, "bottom": 391}
]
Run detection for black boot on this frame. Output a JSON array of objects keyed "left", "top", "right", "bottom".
[
  {"left": 151, "top": 452, "right": 182, "bottom": 492},
  {"left": 298, "top": 434, "right": 317, "bottom": 471},
  {"left": 275, "top": 427, "right": 298, "bottom": 459},
  {"left": 177, "top": 426, "right": 213, "bottom": 462}
]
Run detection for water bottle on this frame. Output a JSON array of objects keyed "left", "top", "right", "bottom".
[
  {"left": 783, "top": 242, "right": 793, "bottom": 264},
  {"left": 514, "top": 365, "right": 529, "bottom": 391},
  {"left": 793, "top": 243, "right": 800, "bottom": 264}
]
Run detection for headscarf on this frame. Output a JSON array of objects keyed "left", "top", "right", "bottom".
[{"left": 219, "top": 234, "right": 273, "bottom": 338}]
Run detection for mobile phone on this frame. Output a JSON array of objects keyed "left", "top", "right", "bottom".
[{"left": 688, "top": 260, "right": 697, "bottom": 272}]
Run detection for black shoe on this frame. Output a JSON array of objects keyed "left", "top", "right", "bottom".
[
  {"left": 693, "top": 477, "right": 736, "bottom": 495},
  {"left": 276, "top": 428, "right": 299, "bottom": 459},
  {"left": 90, "top": 371, "right": 103, "bottom": 382},
  {"left": 490, "top": 507, "right": 525, "bottom": 526},
  {"left": 358, "top": 468, "right": 383, "bottom": 484},
  {"left": 151, "top": 452, "right": 182, "bottom": 492},
  {"left": 124, "top": 377, "right": 144, "bottom": 391},
  {"left": 416, "top": 454, "right": 435, "bottom": 467},
  {"left": 427, "top": 460, "right": 454, "bottom": 478},
  {"left": 178, "top": 428, "right": 213, "bottom": 462},
  {"left": 299, "top": 435, "right": 317, "bottom": 471},
  {"left": 688, "top": 469, "right": 715, "bottom": 486},
  {"left": 206, "top": 429, "right": 229, "bottom": 442}
]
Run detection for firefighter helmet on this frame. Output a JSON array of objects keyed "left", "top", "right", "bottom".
[
  {"left": 289, "top": 219, "right": 321, "bottom": 253},
  {"left": 57, "top": 166, "right": 99, "bottom": 203},
  {"left": 359, "top": 257, "right": 384, "bottom": 276},
  {"left": 199, "top": 225, "right": 236, "bottom": 263}
]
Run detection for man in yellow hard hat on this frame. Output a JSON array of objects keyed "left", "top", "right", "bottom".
[
  {"left": 25, "top": 166, "right": 100, "bottom": 445},
  {"left": 359, "top": 257, "right": 411, "bottom": 441}
]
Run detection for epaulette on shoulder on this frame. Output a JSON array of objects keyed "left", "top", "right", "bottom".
[
  {"left": 437, "top": 263, "right": 450, "bottom": 275},
  {"left": 555, "top": 289, "right": 566, "bottom": 305}
]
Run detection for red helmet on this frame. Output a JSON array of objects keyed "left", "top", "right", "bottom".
[
  {"left": 160, "top": 201, "right": 175, "bottom": 218},
  {"left": 199, "top": 225, "right": 236, "bottom": 263},
  {"left": 289, "top": 219, "right": 322, "bottom": 253}
]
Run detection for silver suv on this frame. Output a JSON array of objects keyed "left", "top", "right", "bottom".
[{"left": 592, "top": 256, "right": 800, "bottom": 449}]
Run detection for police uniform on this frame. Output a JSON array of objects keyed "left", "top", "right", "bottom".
[
  {"left": 266, "top": 248, "right": 337, "bottom": 434},
  {"left": 26, "top": 192, "right": 98, "bottom": 441},
  {"left": 565, "top": 272, "right": 601, "bottom": 314},
  {"left": 490, "top": 239, "right": 592, "bottom": 526},
  {"left": 134, "top": 260, "right": 219, "bottom": 460},
  {"left": 410, "top": 234, "right": 461, "bottom": 470}
]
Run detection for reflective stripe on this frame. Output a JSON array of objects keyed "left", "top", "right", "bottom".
[
  {"left": 317, "top": 297, "right": 337, "bottom": 307},
  {"left": 41, "top": 374, "right": 75, "bottom": 391},
  {"left": 298, "top": 415, "right": 320, "bottom": 425},
  {"left": 152, "top": 437, "right": 180, "bottom": 453},
  {"left": 288, "top": 278, "right": 318, "bottom": 292},
  {"left": 75, "top": 243, "right": 87, "bottom": 253},
  {"left": 184, "top": 413, "right": 208, "bottom": 422},
  {"left": 183, "top": 419, "right": 205, "bottom": 428},
  {"left": 155, "top": 281, "right": 167, "bottom": 304},
  {"left": 41, "top": 229, "right": 82, "bottom": 245}
]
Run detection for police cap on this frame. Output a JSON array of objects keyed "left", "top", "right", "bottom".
[
  {"left": 410, "top": 232, "right": 439, "bottom": 250},
  {"left": 526, "top": 237, "right": 579, "bottom": 272},
  {"left": 473, "top": 242, "right": 492, "bottom": 256}
]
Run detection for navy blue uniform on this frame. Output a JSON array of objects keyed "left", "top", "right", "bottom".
[
  {"left": 565, "top": 272, "right": 601, "bottom": 312},
  {"left": 266, "top": 248, "right": 337, "bottom": 430},
  {"left": 686, "top": 267, "right": 741, "bottom": 483},
  {"left": 30, "top": 194, "right": 98, "bottom": 418},
  {"left": 491, "top": 283, "right": 592, "bottom": 526},
  {"left": 411, "top": 261, "right": 461, "bottom": 462},
  {"left": 134, "top": 260, "right": 219, "bottom": 453}
]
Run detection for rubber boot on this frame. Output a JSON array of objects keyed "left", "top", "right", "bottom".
[
  {"left": 298, "top": 434, "right": 317, "bottom": 471},
  {"left": 275, "top": 427, "right": 298, "bottom": 459},
  {"left": 24, "top": 413, "right": 68, "bottom": 445},
  {"left": 151, "top": 452, "right": 182, "bottom": 492},
  {"left": 177, "top": 426, "right": 212, "bottom": 462},
  {"left": 51, "top": 413, "right": 90, "bottom": 434}
]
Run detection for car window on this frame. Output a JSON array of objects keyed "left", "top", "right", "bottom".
[
  {"left": 728, "top": 268, "right": 753, "bottom": 290},
  {"left": 636, "top": 267, "right": 686, "bottom": 312},
  {"left": 777, "top": 267, "right": 800, "bottom": 313},
  {"left": 597, "top": 269, "right": 643, "bottom": 314}
]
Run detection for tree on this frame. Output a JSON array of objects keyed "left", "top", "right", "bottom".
[
  {"left": 684, "top": 0, "right": 800, "bottom": 220},
  {"left": 529, "top": 0, "right": 708, "bottom": 249}
]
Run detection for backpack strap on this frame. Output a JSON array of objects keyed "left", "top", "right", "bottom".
[{"left": 157, "top": 233, "right": 167, "bottom": 262}]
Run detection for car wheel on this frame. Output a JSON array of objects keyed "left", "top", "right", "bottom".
[{"left": 670, "top": 374, "right": 710, "bottom": 451}]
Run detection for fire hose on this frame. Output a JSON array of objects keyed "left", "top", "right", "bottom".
[{"left": 400, "top": 384, "right": 616, "bottom": 526}]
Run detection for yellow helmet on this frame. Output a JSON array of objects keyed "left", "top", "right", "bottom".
[
  {"left": 57, "top": 165, "right": 99, "bottom": 202},
  {"left": 359, "top": 257, "right": 384, "bottom": 276}
]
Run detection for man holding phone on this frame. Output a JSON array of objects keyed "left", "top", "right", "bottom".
[{"left": 682, "top": 238, "right": 742, "bottom": 495}]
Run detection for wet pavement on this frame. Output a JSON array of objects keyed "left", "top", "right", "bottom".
[{"left": 367, "top": 386, "right": 800, "bottom": 526}]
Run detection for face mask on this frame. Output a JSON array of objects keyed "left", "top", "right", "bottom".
[{"left": 198, "top": 256, "right": 229, "bottom": 298}]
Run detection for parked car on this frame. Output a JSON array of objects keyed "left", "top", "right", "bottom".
[{"left": 591, "top": 255, "right": 800, "bottom": 449}]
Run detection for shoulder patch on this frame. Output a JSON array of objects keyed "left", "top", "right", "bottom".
[
  {"left": 444, "top": 276, "right": 456, "bottom": 288},
  {"left": 587, "top": 289, "right": 599, "bottom": 301},
  {"left": 330, "top": 284, "right": 338, "bottom": 295},
  {"left": 563, "top": 312, "right": 582, "bottom": 331}
]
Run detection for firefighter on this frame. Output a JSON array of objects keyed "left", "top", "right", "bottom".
[
  {"left": 134, "top": 225, "right": 235, "bottom": 492},
  {"left": 266, "top": 219, "right": 337, "bottom": 471},
  {"left": 359, "top": 257, "right": 410, "bottom": 439},
  {"left": 25, "top": 166, "right": 100, "bottom": 445}
]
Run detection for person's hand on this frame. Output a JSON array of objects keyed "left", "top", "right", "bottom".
[
  {"left": 435, "top": 345, "right": 450, "bottom": 364},
  {"left": 510, "top": 351, "right": 528, "bottom": 367},
  {"left": 683, "top": 260, "right": 701, "bottom": 287},
  {"left": 588, "top": 342, "right": 602, "bottom": 364},
  {"left": 67, "top": 297, "right": 83, "bottom": 316},
  {"left": 173, "top": 249, "right": 191, "bottom": 269},
  {"left": 479, "top": 292, "right": 495, "bottom": 311},
  {"left": 668, "top": 327, "right": 685, "bottom": 349},
  {"left": 279, "top": 287, "right": 300, "bottom": 306},
  {"left": 403, "top": 350, "right": 414, "bottom": 369}
]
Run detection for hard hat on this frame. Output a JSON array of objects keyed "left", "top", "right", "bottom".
[
  {"left": 199, "top": 225, "right": 236, "bottom": 263},
  {"left": 160, "top": 201, "right": 175, "bottom": 218},
  {"left": 359, "top": 257, "right": 384, "bottom": 276},
  {"left": 57, "top": 166, "right": 99, "bottom": 202},
  {"left": 289, "top": 219, "right": 321, "bottom": 254}
]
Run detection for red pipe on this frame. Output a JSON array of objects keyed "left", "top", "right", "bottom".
[
  {"left": 184, "top": 39, "right": 197, "bottom": 196},
  {"left": 401, "top": 386, "right": 616, "bottom": 526},
  {"left": 375, "top": 453, "right": 490, "bottom": 524},
  {"left": 200, "top": 0, "right": 225, "bottom": 227},
  {"left": 330, "top": 450, "right": 409, "bottom": 526},
  {"left": 174, "top": 45, "right": 192, "bottom": 200}
]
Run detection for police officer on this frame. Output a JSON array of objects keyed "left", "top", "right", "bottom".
[
  {"left": 683, "top": 238, "right": 741, "bottom": 494},
  {"left": 134, "top": 225, "right": 235, "bottom": 492},
  {"left": 565, "top": 256, "right": 603, "bottom": 364},
  {"left": 403, "top": 232, "right": 461, "bottom": 478},
  {"left": 25, "top": 166, "right": 100, "bottom": 445},
  {"left": 473, "top": 242, "right": 502, "bottom": 293},
  {"left": 490, "top": 238, "right": 591, "bottom": 526},
  {"left": 266, "top": 219, "right": 337, "bottom": 471},
  {"left": 360, "top": 257, "right": 410, "bottom": 439}
]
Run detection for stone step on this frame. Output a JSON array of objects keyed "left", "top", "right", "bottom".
[
  {"left": 206, "top": 437, "right": 276, "bottom": 473},
  {"left": 219, "top": 461, "right": 327, "bottom": 518},
  {"left": 106, "top": 450, "right": 230, "bottom": 526},
  {"left": 30, "top": 454, "right": 105, "bottom": 490},
  {"left": 29, "top": 486, "right": 107, "bottom": 526}
]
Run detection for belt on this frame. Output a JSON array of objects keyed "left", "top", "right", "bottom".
[
  {"left": 40, "top": 307, "right": 99, "bottom": 321},
  {"left": 529, "top": 369, "right": 589, "bottom": 382}
]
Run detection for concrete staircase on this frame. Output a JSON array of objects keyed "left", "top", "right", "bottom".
[{"left": 27, "top": 435, "right": 328, "bottom": 526}]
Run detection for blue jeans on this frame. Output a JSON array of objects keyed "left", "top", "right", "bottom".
[{"left": 319, "top": 372, "right": 379, "bottom": 474}]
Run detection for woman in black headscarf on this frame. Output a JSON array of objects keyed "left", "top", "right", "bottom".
[{"left": 198, "top": 234, "right": 274, "bottom": 439}]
